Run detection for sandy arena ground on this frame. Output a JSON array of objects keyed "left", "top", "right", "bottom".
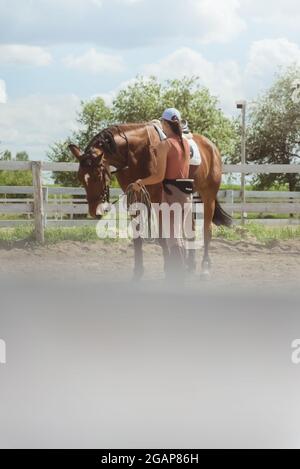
[
  {"left": 0, "top": 238, "right": 299, "bottom": 290},
  {"left": 1, "top": 238, "right": 300, "bottom": 449}
]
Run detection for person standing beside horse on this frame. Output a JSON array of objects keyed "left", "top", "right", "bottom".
[
  {"left": 69, "top": 112, "right": 232, "bottom": 281},
  {"left": 131, "top": 108, "right": 194, "bottom": 281}
]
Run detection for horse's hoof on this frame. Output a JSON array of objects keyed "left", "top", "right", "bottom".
[
  {"left": 186, "top": 261, "right": 197, "bottom": 274},
  {"left": 132, "top": 275, "right": 142, "bottom": 283},
  {"left": 186, "top": 267, "right": 197, "bottom": 277},
  {"left": 132, "top": 270, "right": 144, "bottom": 282},
  {"left": 200, "top": 269, "right": 211, "bottom": 281},
  {"left": 200, "top": 261, "right": 211, "bottom": 281}
]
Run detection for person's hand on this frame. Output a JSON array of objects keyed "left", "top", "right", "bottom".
[{"left": 131, "top": 179, "right": 143, "bottom": 192}]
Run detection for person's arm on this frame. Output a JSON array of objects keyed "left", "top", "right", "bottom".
[{"left": 131, "top": 141, "right": 169, "bottom": 191}]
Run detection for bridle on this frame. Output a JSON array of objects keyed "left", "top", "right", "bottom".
[
  {"left": 81, "top": 125, "right": 130, "bottom": 205},
  {"left": 81, "top": 124, "right": 154, "bottom": 206}
]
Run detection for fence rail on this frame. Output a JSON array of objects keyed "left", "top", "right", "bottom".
[
  {"left": 1, "top": 161, "right": 300, "bottom": 242},
  {"left": 1, "top": 161, "right": 300, "bottom": 174}
]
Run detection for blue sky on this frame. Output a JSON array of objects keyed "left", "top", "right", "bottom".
[{"left": 0, "top": 0, "right": 300, "bottom": 159}]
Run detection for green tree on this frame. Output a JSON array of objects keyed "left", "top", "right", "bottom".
[
  {"left": 161, "top": 77, "right": 237, "bottom": 156},
  {"left": 16, "top": 151, "right": 29, "bottom": 161},
  {"left": 48, "top": 77, "right": 238, "bottom": 185},
  {"left": 79, "top": 97, "right": 112, "bottom": 140},
  {"left": 113, "top": 76, "right": 237, "bottom": 156},
  {"left": 241, "top": 65, "right": 300, "bottom": 191},
  {"left": 48, "top": 97, "right": 112, "bottom": 186},
  {"left": 0, "top": 150, "right": 12, "bottom": 161},
  {"left": 0, "top": 150, "right": 32, "bottom": 187},
  {"left": 112, "top": 76, "right": 163, "bottom": 122}
]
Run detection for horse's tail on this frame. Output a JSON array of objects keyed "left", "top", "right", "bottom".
[{"left": 213, "top": 198, "right": 232, "bottom": 227}]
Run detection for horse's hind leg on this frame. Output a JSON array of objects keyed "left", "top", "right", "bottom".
[
  {"left": 201, "top": 195, "right": 216, "bottom": 279},
  {"left": 186, "top": 246, "right": 197, "bottom": 273},
  {"left": 186, "top": 211, "right": 197, "bottom": 274},
  {"left": 158, "top": 237, "right": 170, "bottom": 276},
  {"left": 133, "top": 236, "right": 144, "bottom": 281}
]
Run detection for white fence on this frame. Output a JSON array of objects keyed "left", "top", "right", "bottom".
[{"left": 1, "top": 161, "right": 300, "bottom": 242}]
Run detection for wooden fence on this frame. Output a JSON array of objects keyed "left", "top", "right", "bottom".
[{"left": 1, "top": 161, "right": 300, "bottom": 242}]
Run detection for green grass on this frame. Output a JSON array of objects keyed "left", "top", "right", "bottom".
[
  {"left": 44, "top": 226, "right": 100, "bottom": 243},
  {"left": 220, "top": 183, "right": 254, "bottom": 191},
  {"left": 0, "top": 224, "right": 125, "bottom": 246},
  {"left": 247, "top": 224, "right": 300, "bottom": 242},
  {"left": 220, "top": 183, "right": 291, "bottom": 191},
  {"left": 0, "top": 225, "right": 35, "bottom": 244},
  {"left": 1, "top": 222, "right": 300, "bottom": 247},
  {"left": 233, "top": 213, "right": 300, "bottom": 220},
  {"left": 214, "top": 223, "right": 300, "bottom": 244}
]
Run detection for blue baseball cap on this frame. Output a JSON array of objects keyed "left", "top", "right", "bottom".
[{"left": 161, "top": 108, "right": 181, "bottom": 122}]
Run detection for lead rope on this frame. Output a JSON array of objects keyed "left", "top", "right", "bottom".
[
  {"left": 125, "top": 125, "right": 157, "bottom": 240},
  {"left": 125, "top": 183, "right": 153, "bottom": 241}
]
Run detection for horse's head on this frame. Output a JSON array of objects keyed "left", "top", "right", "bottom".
[{"left": 69, "top": 143, "right": 112, "bottom": 218}]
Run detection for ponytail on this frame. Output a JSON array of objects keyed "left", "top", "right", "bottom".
[{"left": 168, "top": 119, "right": 187, "bottom": 158}]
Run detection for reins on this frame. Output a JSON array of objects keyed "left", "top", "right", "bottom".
[
  {"left": 125, "top": 183, "right": 153, "bottom": 240},
  {"left": 84, "top": 124, "right": 156, "bottom": 216}
]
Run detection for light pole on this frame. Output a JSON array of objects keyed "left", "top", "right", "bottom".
[
  {"left": 292, "top": 79, "right": 300, "bottom": 104},
  {"left": 236, "top": 100, "right": 247, "bottom": 225}
]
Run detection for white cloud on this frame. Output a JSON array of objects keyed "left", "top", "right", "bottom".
[
  {"left": 143, "top": 47, "right": 244, "bottom": 114},
  {"left": 0, "top": 94, "right": 81, "bottom": 159},
  {"left": 1, "top": 0, "right": 300, "bottom": 51},
  {"left": 0, "top": 45, "right": 52, "bottom": 66},
  {"left": 63, "top": 48, "right": 124, "bottom": 74},
  {"left": 91, "top": 0, "right": 103, "bottom": 6},
  {"left": 193, "top": 0, "right": 246, "bottom": 43},
  {"left": 95, "top": 76, "right": 154, "bottom": 106},
  {"left": 0, "top": 0, "right": 246, "bottom": 48},
  {"left": 246, "top": 38, "right": 300, "bottom": 78},
  {"left": 0, "top": 80, "right": 7, "bottom": 103},
  {"left": 242, "top": 0, "right": 300, "bottom": 30},
  {"left": 142, "top": 40, "right": 300, "bottom": 114},
  {"left": 113, "top": 0, "right": 143, "bottom": 3}
]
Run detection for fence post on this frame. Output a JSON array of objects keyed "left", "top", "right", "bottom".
[
  {"left": 42, "top": 186, "right": 48, "bottom": 228},
  {"left": 31, "top": 161, "right": 45, "bottom": 243},
  {"left": 226, "top": 190, "right": 234, "bottom": 218}
]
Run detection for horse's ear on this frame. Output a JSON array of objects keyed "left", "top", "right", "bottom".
[{"left": 68, "top": 144, "right": 82, "bottom": 161}]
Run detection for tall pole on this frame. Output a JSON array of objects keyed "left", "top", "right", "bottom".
[
  {"left": 236, "top": 100, "right": 247, "bottom": 225},
  {"left": 241, "top": 102, "right": 247, "bottom": 225}
]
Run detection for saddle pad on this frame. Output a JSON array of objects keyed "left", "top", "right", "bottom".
[
  {"left": 184, "top": 136, "right": 202, "bottom": 166},
  {"left": 153, "top": 123, "right": 167, "bottom": 141}
]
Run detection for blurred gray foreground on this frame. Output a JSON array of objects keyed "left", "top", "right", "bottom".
[{"left": 0, "top": 275, "right": 300, "bottom": 449}]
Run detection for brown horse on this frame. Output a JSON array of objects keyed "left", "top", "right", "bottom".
[{"left": 69, "top": 123, "right": 232, "bottom": 279}]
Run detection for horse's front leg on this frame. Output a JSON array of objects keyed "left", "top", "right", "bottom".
[
  {"left": 132, "top": 236, "right": 144, "bottom": 281},
  {"left": 158, "top": 237, "right": 170, "bottom": 276}
]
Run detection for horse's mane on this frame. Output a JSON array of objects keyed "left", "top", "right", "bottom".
[
  {"left": 85, "top": 122, "right": 149, "bottom": 154},
  {"left": 112, "top": 122, "right": 148, "bottom": 132}
]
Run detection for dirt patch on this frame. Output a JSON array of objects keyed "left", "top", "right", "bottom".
[{"left": 0, "top": 239, "right": 299, "bottom": 290}]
